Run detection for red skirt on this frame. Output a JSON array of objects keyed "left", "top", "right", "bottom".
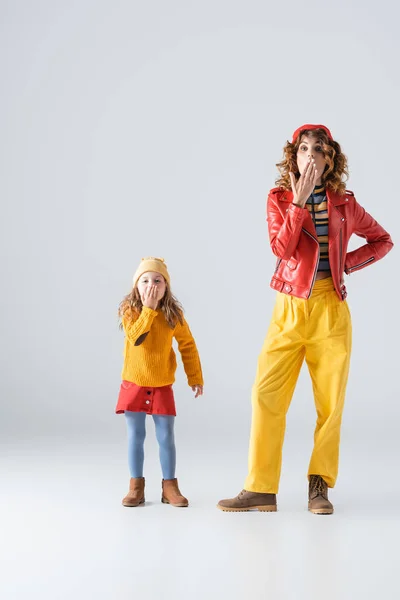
[{"left": 115, "top": 380, "right": 176, "bottom": 416}]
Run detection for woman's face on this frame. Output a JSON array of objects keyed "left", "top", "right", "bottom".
[
  {"left": 296, "top": 134, "right": 327, "bottom": 185},
  {"left": 137, "top": 271, "right": 166, "bottom": 303}
]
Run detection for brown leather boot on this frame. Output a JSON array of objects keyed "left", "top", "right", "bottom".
[
  {"left": 308, "top": 475, "right": 334, "bottom": 515},
  {"left": 217, "top": 489, "right": 277, "bottom": 512},
  {"left": 122, "top": 477, "right": 145, "bottom": 507},
  {"left": 161, "top": 478, "right": 189, "bottom": 507}
]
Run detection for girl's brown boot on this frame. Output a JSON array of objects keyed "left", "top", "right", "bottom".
[
  {"left": 122, "top": 477, "right": 145, "bottom": 507},
  {"left": 161, "top": 478, "right": 188, "bottom": 507}
]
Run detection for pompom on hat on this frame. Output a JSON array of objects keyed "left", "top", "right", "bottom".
[
  {"left": 133, "top": 257, "right": 170, "bottom": 287},
  {"left": 291, "top": 124, "right": 333, "bottom": 143}
]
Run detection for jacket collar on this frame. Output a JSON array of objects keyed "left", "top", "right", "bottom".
[
  {"left": 326, "top": 189, "right": 348, "bottom": 206},
  {"left": 277, "top": 188, "right": 348, "bottom": 206}
]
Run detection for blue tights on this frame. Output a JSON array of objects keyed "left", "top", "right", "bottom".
[{"left": 125, "top": 411, "right": 176, "bottom": 479}]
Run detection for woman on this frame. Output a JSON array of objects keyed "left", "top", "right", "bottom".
[{"left": 217, "top": 124, "right": 393, "bottom": 514}]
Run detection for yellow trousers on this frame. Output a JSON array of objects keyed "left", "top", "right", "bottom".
[{"left": 244, "top": 277, "right": 352, "bottom": 493}]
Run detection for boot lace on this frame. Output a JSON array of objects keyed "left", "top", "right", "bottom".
[{"left": 309, "top": 475, "right": 327, "bottom": 499}]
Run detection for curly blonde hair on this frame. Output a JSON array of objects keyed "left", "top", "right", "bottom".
[
  {"left": 276, "top": 128, "right": 349, "bottom": 194},
  {"left": 118, "top": 284, "right": 184, "bottom": 330}
]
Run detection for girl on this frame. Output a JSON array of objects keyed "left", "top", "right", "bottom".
[
  {"left": 116, "top": 257, "right": 203, "bottom": 508},
  {"left": 218, "top": 124, "right": 393, "bottom": 514}
]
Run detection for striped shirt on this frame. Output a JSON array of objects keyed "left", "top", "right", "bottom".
[{"left": 306, "top": 185, "right": 330, "bottom": 272}]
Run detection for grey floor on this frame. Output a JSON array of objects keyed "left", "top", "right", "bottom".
[{"left": 2, "top": 437, "right": 398, "bottom": 600}]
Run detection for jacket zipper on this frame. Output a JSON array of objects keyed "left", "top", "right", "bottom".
[
  {"left": 347, "top": 256, "right": 375, "bottom": 274},
  {"left": 274, "top": 258, "right": 282, "bottom": 273},
  {"left": 302, "top": 227, "right": 320, "bottom": 298},
  {"left": 339, "top": 229, "right": 345, "bottom": 298}
]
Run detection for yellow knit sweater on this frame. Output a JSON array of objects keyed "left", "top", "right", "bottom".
[{"left": 121, "top": 307, "right": 203, "bottom": 387}]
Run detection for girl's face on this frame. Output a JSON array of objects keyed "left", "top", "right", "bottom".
[
  {"left": 296, "top": 135, "right": 327, "bottom": 185},
  {"left": 137, "top": 271, "right": 166, "bottom": 303}
]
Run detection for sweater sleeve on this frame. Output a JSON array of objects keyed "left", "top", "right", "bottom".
[
  {"left": 344, "top": 198, "right": 393, "bottom": 274},
  {"left": 122, "top": 307, "right": 158, "bottom": 345},
  {"left": 174, "top": 317, "right": 204, "bottom": 387}
]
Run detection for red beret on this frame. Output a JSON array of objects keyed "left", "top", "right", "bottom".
[{"left": 292, "top": 124, "right": 333, "bottom": 143}]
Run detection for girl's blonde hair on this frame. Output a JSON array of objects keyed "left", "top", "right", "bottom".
[
  {"left": 275, "top": 128, "right": 349, "bottom": 194},
  {"left": 118, "top": 282, "right": 184, "bottom": 329}
]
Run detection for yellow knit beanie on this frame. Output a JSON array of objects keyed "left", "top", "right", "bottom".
[{"left": 132, "top": 257, "right": 171, "bottom": 287}]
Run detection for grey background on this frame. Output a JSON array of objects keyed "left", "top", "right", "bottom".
[{"left": 1, "top": 1, "right": 399, "bottom": 599}]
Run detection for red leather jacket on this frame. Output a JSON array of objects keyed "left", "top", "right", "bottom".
[{"left": 267, "top": 187, "right": 393, "bottom": 301}]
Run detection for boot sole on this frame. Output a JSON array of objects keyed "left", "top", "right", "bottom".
[
  {"left": 216, "top": 504, "right": 277, "bottom": 512},
  {"left": 161, "top": 497, "right": 189, "bottom": 507},
  {"left": 122, "top": 498, "right": 145, "bottom": 507},
  {"left": 308, "top": 507, "right": 334, "bottom": 515}
]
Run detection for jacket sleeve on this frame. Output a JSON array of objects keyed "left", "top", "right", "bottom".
[
  {"left": 122, "top": 307, "right": 158, "bottom": 345},
  {"left": 267, "top": 192, "right": 307, "bottom": 260},
  {"left": 344, "top": 198, "right": 393, "bottom": 274},
  {"left": 174, "top": 317, "right": 203, "bottom": 387}
]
